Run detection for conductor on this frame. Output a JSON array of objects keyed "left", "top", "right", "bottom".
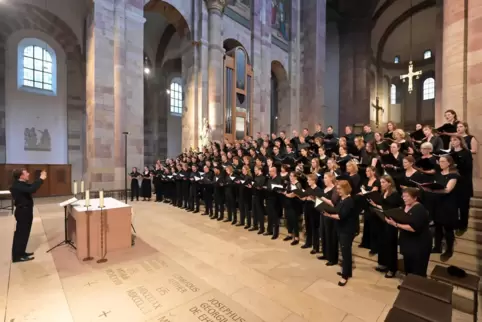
[{"left": 10, "top": 168, "right": 47, "bottom": 263}]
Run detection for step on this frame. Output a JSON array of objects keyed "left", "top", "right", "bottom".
[{"left": 470, "top": 197, "right": 482, "bottom": 208}]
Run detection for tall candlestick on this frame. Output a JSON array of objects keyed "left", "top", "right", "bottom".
[
  {"left": 85, "top": 190, "right": 90, "bottom": 207},
  {"left": 80, "top": 181, "right": 85, "bottom": 193},
  {"left": 99, "top": 190, "right": 104, "bottom": 208},
  {"left": 73, "top": 181, "right": 77, "bottom": 195}
]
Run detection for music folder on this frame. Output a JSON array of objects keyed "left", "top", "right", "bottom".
[
  {"left": 384, "top": 207, "right": 411, "bottom": 224},
  {"left": 371, "top": 206, "right": 386, "bottom": 222},
  {"left": 314, "top": 198, "right": 338, "bottom": 214},
  {"left": 412, "top": 181, "right": 445, "bottom": 190},
  {"left": 362, "top": 191, "right": 383, "bottom": 205},
  {"left": 59, "top": 197, "right": 78, "bottom": 207}
]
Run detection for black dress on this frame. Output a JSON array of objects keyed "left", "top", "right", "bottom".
[
  {"left": 378, "top": 191, "right": 403, "bottom": 274},
  {"left": 360, "top": 178, "right": 381, "bottom": 252},
  {"left": 399, "top": 203, "right": 432, "bottom": 277},
  {"left": 141, "top": 171, "right": 152, "bottom": 199},
  {"left": 335, "top": 196, "right": 358, "bottom": 279},
  {"left": 129, "top": 171, "right": 141, "bottom": 201},
  {"left": 433, "top": 172, "right": 459, "bottom": 253},
  {"left": 322, "top": 188, "right": 338, "bottom": 264},
  {"left": 452, "top": 149, "right": 473, "bottom": 230}
]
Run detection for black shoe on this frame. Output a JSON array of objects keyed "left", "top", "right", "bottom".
[
  {"left": 300, "top": 244, "right": 311, "bottom": 249},
  {"left": 271, "top": 235, "right": 278, "bottom": 240},
  {"left": 338, "top": 279, "right": 348, "bottom": 287},
  {"left": 193, "top": 210, "right": 199, "bottom": 214},
  {"left": 263, "top": 232, "right": 273, "bottom": 236},
  {"left": 235, "top": 223, "right": 243, "bottom": 227},
  {"left": 325, "top": 261, "right": 336, "bottom": 266},
  {"left": 13, "top": 256, "right": 34, "bottom": 263},
  {"left": 310, "top": 249, "right": 318, "bottom": 255},
  {"left": 244, "top": 225, "right": 250, "bottom": 229},
  {"left": 290, "top": 240, "right": 299, "bottom": 246},
  {"left": 223, "top": 219, "right": 230, "bottom": 222},
  {"left": 257, "top": 230, "right": 264, "bottom": 235},
  {"left": 318, "top": 255, "right": 327, "bottom": 260},
  {"left": 23, "top": 252, "right": 34, "bottom": 257},
  {"left": 217, "top": 217, "right": 224, "bottom": 221},
  {"left": 248, "top": 227, "right": 257, "bottom": 232},
  {"left": 283, "top": 236, "right": 293, "bottom": 241},
  {"left": 375, "top": 266, "right": 389, "bottom": 273}
]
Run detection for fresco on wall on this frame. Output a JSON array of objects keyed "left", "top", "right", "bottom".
[
  {"left": 227, "top": 0, "right": 251, "bottom": 21},
  {"left": 271, "top": 0, "right": 290, "bottom": 41},
  {"left": 24, "top": 127, "right": 51, "bottom": 151}
]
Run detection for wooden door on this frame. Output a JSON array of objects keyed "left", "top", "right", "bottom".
[
  {"left": 49, "top": 164, "right": 72, "bottom": 196},
  {"left": 26, "top": 164, "right": 50, "bottom": 197},
  {"left": 0, "top": 164, "right": 26, "bottom": 191}
]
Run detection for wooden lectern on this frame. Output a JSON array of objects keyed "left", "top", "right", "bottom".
[{"left": 67, "top": 198, "right": 132, "bottom": 261}]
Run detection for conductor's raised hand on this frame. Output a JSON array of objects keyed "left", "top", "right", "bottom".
[{"left": 40, "top": 170, "right": 47, "bottom": 180}]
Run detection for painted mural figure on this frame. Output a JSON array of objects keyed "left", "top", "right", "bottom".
[
  {"left": 24, "top": 127, "right": 51, "bottom": 151},
  {"left": 37, "top": 129, "right": 51, "bottom": 150},
  {"left": 271, "top": 0, "right": 289, "bottom": 41}
]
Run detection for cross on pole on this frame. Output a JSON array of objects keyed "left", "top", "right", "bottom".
[
  {"left": 372, "top": 96, "right": 384, "bottom": 127},
  {"left": 400, "top": 61, "right": 422, "bottom": 93}
]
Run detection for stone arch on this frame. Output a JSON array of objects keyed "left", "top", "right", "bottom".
[
  {"left": 144, "top": 0, "right": 192, "bottom": 36},
  {"left": 0, "top": 3, "right": 84, "bottom": 178},
  {"left": 223, "top": 39, "right": 250, "bottom": 64},
  {"left": 271, "top": 60, "right": 290, "bottom": 133}
]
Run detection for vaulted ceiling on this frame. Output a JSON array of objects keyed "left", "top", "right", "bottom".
[{"left": 371, "top": 0, "right": 437, "bottom": 64}]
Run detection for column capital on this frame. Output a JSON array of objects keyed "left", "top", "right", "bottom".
[{"left": 204, "top": 0, "right": 227, "bottom": 14}]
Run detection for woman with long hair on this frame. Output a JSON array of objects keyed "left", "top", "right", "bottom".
[
  {"left": 369, "top": 175, "right": 403, "bottom": 278},
  {"left": 302, "top": 174, "right": 323, "bottom": 254},
  {"left": 319, "top": 172, "right": 339, "bottom": 265},
  {"left": 359, "top": 166, "right": 381, "bottom": 255},
  {"left": 141, "top": 166, "right": 153, "bottom": 201},
  {"left": 450, "top": 135, "right": 473, "bottom": 234},
  {"left": 283, "top": 172, "right": 304, "bottom": 245},
  {"left": 438, "top": 109, "right": 460, "bottom": 149},
  {"left": 422, "top": 155, "right": 459, "bottom": 261},
  {"left": 384, "top": 121, "right": 396, "bottom": 140},
  {"left": 456, "top": 122, "right": 478, "bottom": 154}
]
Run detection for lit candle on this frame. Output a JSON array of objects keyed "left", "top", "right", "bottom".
[
  {"left": 85, "top": 190, "right": 90, "bottom": 207},
  {"left": 73, "top": 181, "right": 77, "bottom": 195},
  {"left": 99, "top": 190, "right": 104, "bottom": 208},
  {"left": 80, "top": 181, "right": 85, "bottom": 193}
]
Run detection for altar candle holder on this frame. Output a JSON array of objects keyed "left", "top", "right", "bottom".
[{"left": 97, "top": 202, "right": 108, "bottom": 264}]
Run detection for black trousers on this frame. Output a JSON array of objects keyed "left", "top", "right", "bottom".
[
  {"left": 338, "top": 232, "right": 355, "bottom": 279},
  {"left": 214, "top": 193, "right": 225, "bottom": 219},
  {"left": 369, "top": 212, "right": 384, "bottom": 253},
  {"left": 175, "top": 181, "right": 183, "bottom": 206},
  {"left": 252, "top": 195, "right": 264, "bottom": 230},
  {"left": 155, "top": 181, "right": 162, "bottom": 201},
  {"left": 458, "top": 194, "right": 471, "bottom": 230},
  {"left": 266, "top": 197, "right": 281, "bottom": 236},
  {"left": 285, "top": 205, "right": 300, "bottom": 237},
  {"left": 181, "top": 181, "right": 190, "bottom": 207},
  {"left": 204, "top": 188, "right": 213, "bottom": 215},
  {"left": 360, "top": 211, "right": 371, "bottom": 247},
  {"left": 189, "top": 186, "right": 200, "bottom": 211},
  {"left": 131, "top": 180, "right": 139, "bottom": 201},
  {"left": 239, "top": 193, "right": 252, "bottom": 226},
  {"left": 304, "top": 207, "right": 320, "bottom": 251},
  {"left": 226, "top": 194, "right": 237, "bottom": 222},
  {"left": 12, "top": 208, "right": 33, "bottom": 259},
  {"left": 402, "top": 249, "right": 430, "bottom": 277},
  {"left": 323, "top": 216, "right": 338, "bottom": 263},
  {"left": 378, "top": 224, "right": 399, "bottom": 273},
  {"left": 434, "top": 223, "right": 455, "bottom": 252}
]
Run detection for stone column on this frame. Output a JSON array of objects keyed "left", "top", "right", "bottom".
[
  {"left": 287, "top": 0, "right": 300, "bottom": 133},
  {"left": 300, "top": 0, "right": 326, "bottom": 131},
  {"left": 85, "top": 0, "right": 144, "bottom": 190},
  {"left": 466, "top": 0, "right": 482, "bottom": 191},
  {"left": 441, "top": 0, "right": 466, "bottom": 120},
  {"left": 205, "top": 0, "right": 225, "bottom": 142},
  {"left": 182, "top": 44, "right": 196, "bottom": 150},
  {"left": 434, "top": 0, "right": 443, "bottom": 125},
  {"left": 252, "top": 0, "right": 271, "bottom": 134},
  {"left": 338, "top": 20, "right": 371, "bottom": 130}
]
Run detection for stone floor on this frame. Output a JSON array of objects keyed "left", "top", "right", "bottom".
[{"left": 0, "top": 199, "right": 475, "bottom": 322}]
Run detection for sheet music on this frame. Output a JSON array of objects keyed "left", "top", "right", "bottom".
[
  {"left": 200, "top": 172, "right": 205, "bottom": 176},
  {"left": 240, "top": 180, "right": 245, "bottom": 184},
  {"left": 179, "top": 174, "right": 184, "bottom": 177},
  {"left": 194, "top": 177, "right": 201, "bottom": 181},
  {"left": 168, "top": 175, "right": 173, "bottom": 179},
  {"left": 59, "top": 197, "right": 78, "bottom": 207},
  {"left": 230, "top": 176, "right": 235, "bottom": 180},
  {"left": 290, "top": 184, "right": 297, "bottom": 190},
  {"left": 316, "top": 173, "right": 321, "bottom": 177},
  {"left": 315, "top": 198, "right": 323, "bottom": 207},
  {"left": 361, "top": 187, "right": 367, "bottom": 194},
  {"left": 271, "top": 184, "right": 283, "bottom": 189},
  {"left": 215, "top": 177, "right": 219, "bottom": 182}
]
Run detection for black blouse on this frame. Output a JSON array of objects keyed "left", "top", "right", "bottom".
[
  {"left": 399, "top": 203, "right": 432, "bottom": 255},
  {"left": 335, "top": 196, "right": 358, "bottom": 234}
]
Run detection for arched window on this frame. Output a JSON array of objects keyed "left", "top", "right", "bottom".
[
  {"left": 390, "top": 84, "right": 397, "bottom": 104},
  {"left": 423, "top": 78, "right": 435, "bottom": 100},
  {"left": 424, "top": 50, "right": 432, "bottom": 59},
  {"left": 169, "top": 78, "right": 183, "bottom": 116},
  {"left": 394, "top": 56, "right": 400, "bottom": 64},
  {"left": 18, "top": 38, "right": 56, "bottom": 95}
]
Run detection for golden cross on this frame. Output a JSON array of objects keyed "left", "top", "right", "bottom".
[
  {"left": 400, "top": 61, "right": 422, "bottom": 93},
  {"left": 372, "top": 97, "right": 384, "bottom": 127}
]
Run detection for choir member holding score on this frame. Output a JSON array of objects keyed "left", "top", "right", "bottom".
[
  {"left": 323, "top": 180, "right": 358, "bottom": 286},
  {"left": 301, "top": 174, "right": 323, "bottom": 254},
  {"left": 359, "top": 166, "right": 381, "bottom": 255},
  {"left": 129, "top": 167, "right": 141, "bottom": 201},
  {"left": 141, "top": 166, "right": 153, "bottom": 201},
  {"left": 319, "top": 172, "right": 339, "bottom": 265},
  {"left": 283, "top": 172, "right": 304, "bottom": 245}
]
